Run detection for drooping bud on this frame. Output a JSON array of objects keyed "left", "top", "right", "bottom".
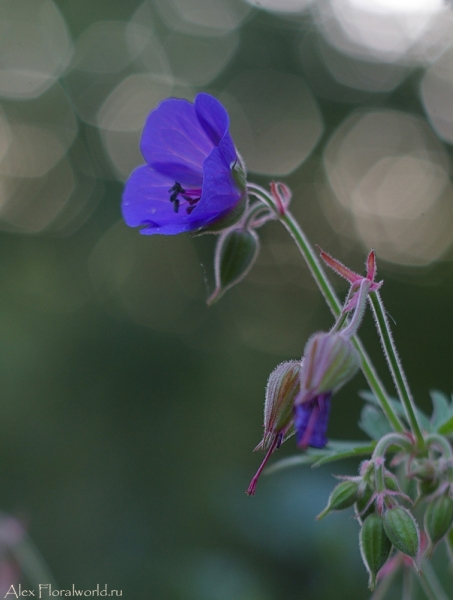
[
  {"left": 246, "top": 361, "right": 301, "bottom": 496},
  {"left": 383, "top": 506, "right": 420, "bottom": 563},
  {"left": 294, "top": 331, "right": 359, "bottom": 449},
  {"left": 424, "top": 493, "right": 453, "bottom": 557},
  {"left": 208, "top": 227, "right": 259, "bottom": 304},
  {"left": 299, "top": 332, "right": 360, "bottom": 398},
  {"left": 259, "top": 361, "right": 301, "bottom": 450},
  {"left": 317, "top": 480, "right": 360, "bottom": 520},
  {"left": 359, "top": 513, "right": 393, "bottom": 591}
]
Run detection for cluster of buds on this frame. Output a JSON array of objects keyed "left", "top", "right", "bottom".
[
  {"left": 315, "top": 457, "right": 421, "bottom": 589},
  {"left": 246, "top": 252, "right": 377, "bottom": 495},
  {"left": 317, "top": 442, "right": 453, "bottom": 589}
]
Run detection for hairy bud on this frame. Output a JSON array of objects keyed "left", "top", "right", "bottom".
[
  {"left": 208, "top": 227, "right": 259, "bottom": 304},
  {"left": 424, "top": 493, "right": 453, "bottom": 557},
  {"left": 246, "top": 361, "right": 301, "bottom": 496},
  {"left": 360, "top": 513, "right": 392, "bottom": 591},
  {"left": 317, "top": 480, "right": 360, "bottom": 520},
  {"left": 383, "top": 506, "right": 420, "bottom": 562}
]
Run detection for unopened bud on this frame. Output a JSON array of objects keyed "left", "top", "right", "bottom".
[
  {"left": 360, "top": 513, "right": 392, "bottom": 591},
  {"left": 208, "top": 228, "right": 259, "bottom": 304},
  {"left": 317, "top": 480, "right": 360, "bottom": 520},
  {"left": 424, "top": 493, "right": 453, "bottom": 557},
  {"left": 258, "top": 361, "right": 301, "bottom": 451},
  {"left": 246, "top": 361, "right": 301, "bottom": 496},
  {"left": 383, "top": 506, "right": 420, "bottom": 562},
  {"left": 299, "top": 332, "right": 359, "bottom": 399}
]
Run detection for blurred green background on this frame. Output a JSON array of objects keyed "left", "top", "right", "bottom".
[{"left": 0, "top": 0, "right": 453, "bottom": 598}]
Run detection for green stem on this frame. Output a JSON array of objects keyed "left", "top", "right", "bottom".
[
  {"left": 369, "top": 292, "right": 424, "bottom": 448},
  {"left": 425, "top": 433, "right": 453, "bottom": 459},
  {"left": 258, "top": 200, "right": 404, "bottom": 433},
  {"left": 418, "top": 560, "right": 450, "bottom": 600},
  {"left": 372, "top": 433, "right": 413, "bottom": 494}
]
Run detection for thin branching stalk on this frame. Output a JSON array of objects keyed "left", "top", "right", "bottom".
[
  {"left": 247, "top": 183, "right": 404, "bottom": 434},
  {"left": 368, "top": 291, "right": 424, "bottom": 448}
]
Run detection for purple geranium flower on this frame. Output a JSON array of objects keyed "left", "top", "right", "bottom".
[{"left": 122, "top": 93, "right": 246, "bottom": 235}]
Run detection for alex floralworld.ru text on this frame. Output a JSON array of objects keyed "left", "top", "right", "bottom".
[{"left": 4, "top": 584, "right": 122, "bottom": 598}]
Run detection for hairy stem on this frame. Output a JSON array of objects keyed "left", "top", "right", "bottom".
[
  {"left": 368, "top": 292, "right": 424, "bottom": 448},
  {"left": 245, "top": 185, "right": 405, "bottom": 434},
  {"left": 279, "top": 209, "right": 404, "bottom": 432}
]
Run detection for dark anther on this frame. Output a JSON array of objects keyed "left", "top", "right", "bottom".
[
  {"left": 276, "top": 432, "right": 284, "bottom": 449},
  {"left": 168, "top": 182, "right": 185, "bottom": 213}
]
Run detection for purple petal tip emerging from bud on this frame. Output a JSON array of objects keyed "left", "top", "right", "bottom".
[{"left": 295, "top": 392, "right": 332, "bottom": 449}]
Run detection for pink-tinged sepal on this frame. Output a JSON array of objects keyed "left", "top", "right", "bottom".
[
  {"left": 319, "top": 249, "right": 361, "bottom": 285},
  {"left": 319, "top": 249, "right": 383, "bottom": 312},
  {"left": 318, "top": 246, "right": 384, "bottom": 312},
  {"left": 246, "top": 361, "right": 301, "bottom": 496},
  {"left": 270, "top": 181, "right": 292, "bottom": 216}
]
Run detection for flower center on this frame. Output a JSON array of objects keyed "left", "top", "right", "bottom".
[{"left": 168, "top": 182, "right": 202, "bottom": 215}]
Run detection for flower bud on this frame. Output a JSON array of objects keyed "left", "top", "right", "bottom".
[
  {"left": 383, "top": 506, "right": 420, "bottom": 561},
  {"left": 258, "top": 361, "right": 301, "bottom": 451},
  {"left": 246, "top": 361, "right": 301, "bottom": 496},
  {"left": 208, "top": 227, "right": 259, "bottom": 304},
  {"left": 359, "top": 513, "right": 392, "bottom": 591},
  {"left": 317, "top": 480, "right": 360, "bottom": 520},
  {"left": 424, "top": 493, "right": 453, "bottom": 557},
  {"left": 294, "top": 332, "right": 359, "bottom": 449},
  {"left": 299, "top": 332, "right": 359, "bottom": 399}
]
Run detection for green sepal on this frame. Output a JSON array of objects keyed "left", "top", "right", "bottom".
[
  {"left": 316, "top": 480, "right": 360, "bottom": 520},
  {"left": 383, "top": 506, "right": 420, "bottom": 561},
  {"left": 360, "top": 513, "right": 393, "bottom": 591},
  {"left": 207, "top": 227, "right": 259, "bottom": 304},
  {"left": 192, "top": 193, "right": 247, "bottom": 236},
  {"left": 424, "top": 493, "right": 453, "bottom": 556}
]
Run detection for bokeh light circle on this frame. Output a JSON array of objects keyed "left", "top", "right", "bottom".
[
  {"left": 0, "top": 0, "right": 73, "bottom": 99},
  {"left": 222, "top": 70, "right": 323, "bottom": 176},
  {"left": 323, "top": 110, "right": 453, "bottom": 265}
]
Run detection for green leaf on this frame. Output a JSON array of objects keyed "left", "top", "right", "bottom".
[
  {"left": 359, "top": 390, "right": 432, "bottom": 433},
  {"left": 430, "top": 390, "right": 453, "bottom": 432},
  {"left": 437, "top": 416, "right": 453, "bottom": 436},
  {"left": 359, "top": 404, "right": 393, "bottom": 440},
  {"left": 359, "top": 390, "right": 406, "bottom": 417},
  {"left": 312, "top": 440, "right": 375, "bottom": 467},
  {"left": 265, "top": 440, "right": 375, "bottom": 474}
]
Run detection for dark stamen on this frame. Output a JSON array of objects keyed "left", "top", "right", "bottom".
[
  {"left": 169, "top": 182, "right": 185, "bottom": 213},
  {"left": 168, "top": 182, "right": 201, "bottom": 215}
]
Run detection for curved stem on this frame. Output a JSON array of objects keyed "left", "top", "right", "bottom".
[
  {"left": 247, "top": 189, "right": 406, "bottom": 434},
  {"left": 425, "top": 433, "right": 453, "bottom": 459},
  {"left": 373, "top": 432, "right": 414, "bottom": 459},
  {"left": 372, "top": 433, "right": 414, "bottom": 494},
  {"left": 369, "top": 292, "right": 424, "bottom": 448}
]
